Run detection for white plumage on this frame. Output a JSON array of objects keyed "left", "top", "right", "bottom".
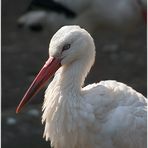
[
  {"left": 55, "top": 0, "right": 146, "bottom": 32},
  {"left": 18, "top": 0, "right": 146, "bottom": 33},
  {"left": 40, "top": 26, "right": 147, "bottom": 148}
]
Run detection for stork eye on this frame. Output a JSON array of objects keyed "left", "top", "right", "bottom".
[{"left": 62, "top": 44, "right": 71, "bottom": 51}]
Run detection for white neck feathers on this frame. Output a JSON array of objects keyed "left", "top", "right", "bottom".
[{"left": 42, "top": 53, "right": 95, "bottom": 147}]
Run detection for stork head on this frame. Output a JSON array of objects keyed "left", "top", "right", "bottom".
[
  {"left": 49, "top": 25, "right": 95, "bottom": 66},
  {"left": 16, "top": 25, "right": 95, "bottom": 113}
]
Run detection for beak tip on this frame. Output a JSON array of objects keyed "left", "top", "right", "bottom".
[
  {"left": 16, "top": 106, "right": 21, "bottom": 114},
  {"left": 16, "top": 57, "right": 61, "bottom": 114},
  {"left": 16, "top": 109, "right": 19, "bottom": 114}
]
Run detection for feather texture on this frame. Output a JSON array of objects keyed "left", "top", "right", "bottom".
[{"left": 42, "top": 26, "right": 147, "bottom": 148}]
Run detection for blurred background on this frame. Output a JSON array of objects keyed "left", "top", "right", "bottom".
[{"left": 2, "top": 0, "right": 146, "bottom": 148}]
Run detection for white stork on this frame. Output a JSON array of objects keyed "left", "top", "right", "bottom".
[
  {"left": 18, "top": 0, "right": 147, "bottom": 33},
  {"left": 16, "top": 25, "right": 147, "bottom": 148}
]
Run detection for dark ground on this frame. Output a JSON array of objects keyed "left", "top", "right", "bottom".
[{"left": 2, "top": 0, "right": 147, "bottom": 148}]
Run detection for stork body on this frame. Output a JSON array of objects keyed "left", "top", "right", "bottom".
[
  {"left": 56, "top": 0, "right": 147, "bottom": 32},
  {"left": 42, "top": 70, "right": 146, "bottom": 148},
  {"left": 18, "top": 0, "right": 146, "bottom": 33},
  {"left": 17, "top": 26, "right": 147, "bottom": 148}
]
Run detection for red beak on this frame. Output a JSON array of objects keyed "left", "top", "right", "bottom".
[{"left": 16, "top": 57, "right": 61, "bottom": 113}]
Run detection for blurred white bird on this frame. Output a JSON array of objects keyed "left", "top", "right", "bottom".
[
  {"left": 17, "top": 0, "right": 76, "bottom": 31},
  {"left": 18, "top": 0, "right": 147, "bottom": 33},
  {"left": 17, "top": 26, "right": 147, "bottom": 148},
  {"left": 70, "top": 0, "right": 147, "bottom": 33}
]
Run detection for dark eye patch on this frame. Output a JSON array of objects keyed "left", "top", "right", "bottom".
[{"left": 62, "top": 44, "right": 71, "bottom": 51}]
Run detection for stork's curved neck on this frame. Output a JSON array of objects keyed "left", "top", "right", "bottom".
[
  {"left": 58, "top": 58, "right": 92, "bottom": 94},
  {"left": 42, "top": 49, "right": 95, "bottom": 144}
]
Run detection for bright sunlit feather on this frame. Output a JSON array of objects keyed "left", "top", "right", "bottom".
[{"left": 42, "top": 26, "right": 147, "bottom": 148}]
